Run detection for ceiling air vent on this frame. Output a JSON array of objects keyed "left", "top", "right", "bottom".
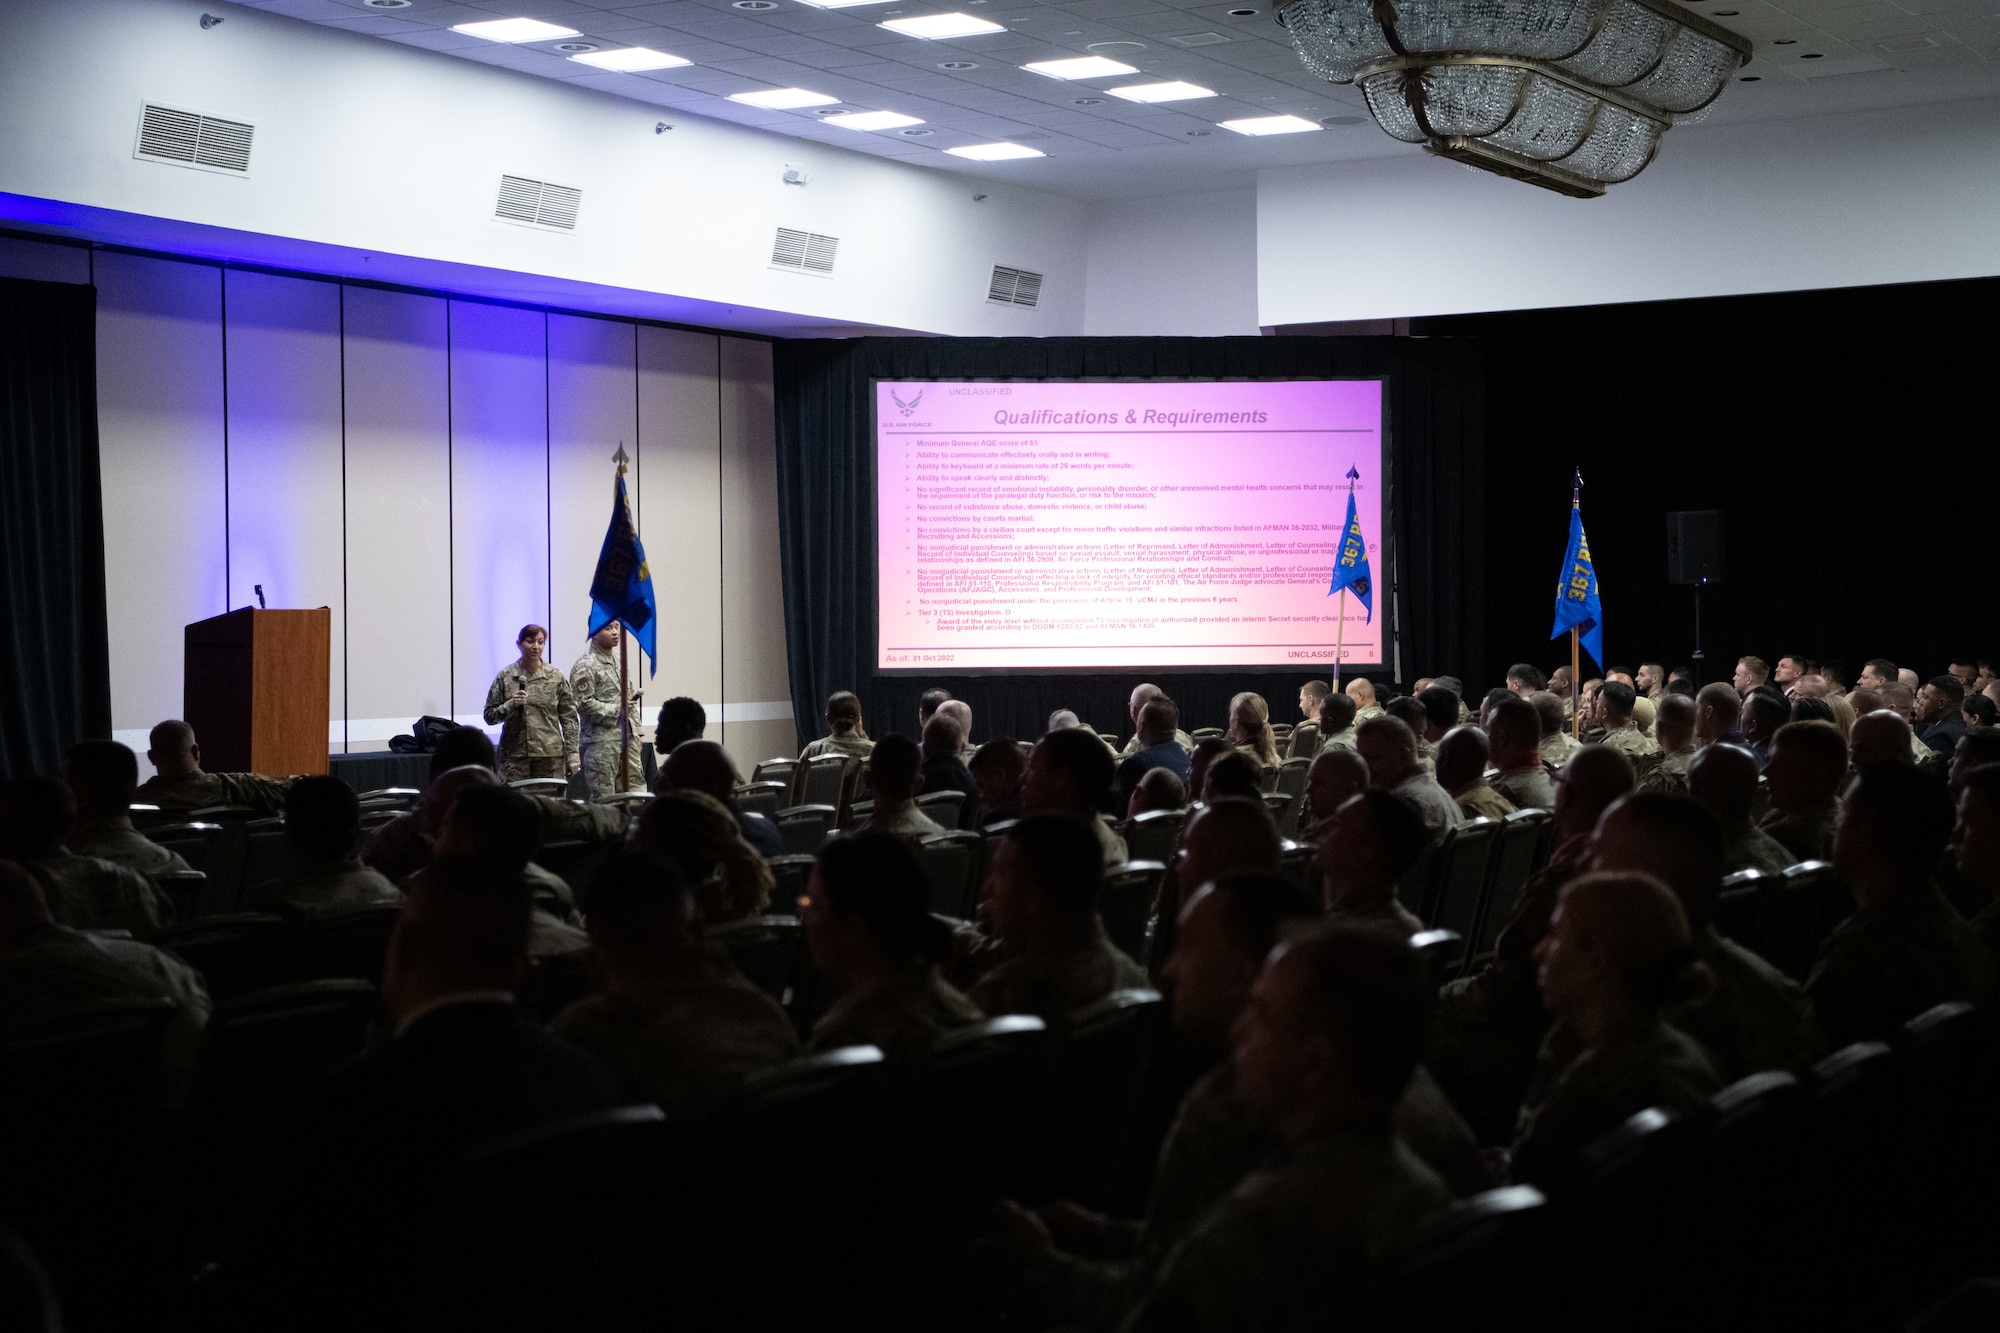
[
  {"left": 771, "top": 227, "right": 838, "bottom": 275},
  {"left": 987, "top": 265, "right": 1044, "bottom": 308},
  {"left": 135, "top": 103, "right": 254, "bottom": 174},
  {"left": 495, "top": 175, "right": 582, "bottom": 231}
]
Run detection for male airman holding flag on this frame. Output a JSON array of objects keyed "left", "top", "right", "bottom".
[{"left": 581, "top": 445, "right": 658, "bottom": 798}]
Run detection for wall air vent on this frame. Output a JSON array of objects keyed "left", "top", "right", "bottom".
[
  {"left": 496, "top": 175, "right": 582, "bottom": 231},
  {"left": 987, "top": 265, "right": 1044, "bottom": 308},
  {"left": 135, "top": 103, "right": 254, "bottom": 174},
  {"left": 771, "top": 227, "right": 839, "bottom": 275}
]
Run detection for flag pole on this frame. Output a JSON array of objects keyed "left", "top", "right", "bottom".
[
  {"left": 1570, "top": 466, "right": 1583, "bottom": 740},
  {"left": 615, "top": 442, "right": 632, "bottom": 791},
  {"left": 1333, "top": 590, "right": 1348, "bottom": 692}
]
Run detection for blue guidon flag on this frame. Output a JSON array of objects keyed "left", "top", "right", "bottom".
[
  {"left": 1326, "top": 466, "right": 1373, "bottom": 624},
  {"left": 587, "top": 455, "right": 658, "bottom": 674},
  {"left": 1550, "top": 503, "right": 1604, "bottom": 669}
]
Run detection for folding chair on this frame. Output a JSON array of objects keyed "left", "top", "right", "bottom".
[
  {"left": 776, "top": 804, "right": 836, "bottom": 856},
  {"left": 1122, "top": 808, "right": 1185, "bottom": 866},
  {"left": 767, "top": 854, "right": 816, "bottom": 917},
  {"left": 1100, "top": 861, "right": 1166, "bottom": 967},
  {"left": 752, "top": 758, "right": 801, "bottom": 802},
  {"left": 799, "top": 756, "right": 853, "bottom": 811},
  {"left": 1468, "top": 810, "right": 1550, "bottom": 972},
  {"left": 1422, "top": 819, "right": 1501, "bottom": 977},
  {"left": 916, "top": 790, "right": 965, "bottom": 829},
  {"left": 507, "top": 778, "right": 571, "bottom": 798},
  {"left": 1019, "top": 989, "right": 1164, "bottom": 1210},
  {"left": 735, "top": 780, "right": 789, "bottom": 822},
  {"left": 916, "top": 831, "right": 985, "bottom": 920},
  {"left": 237, "top": 818, "right": 288, "bottom": 907},
  {"left": 158, "top": 913, "right": 295, "bottom": 1002},
  {"left": 709, "top": 915, "right": 802, "bottom": 1007},
  {"left": 1765, "top": 861, "right": 1846, "bottom": 981}
]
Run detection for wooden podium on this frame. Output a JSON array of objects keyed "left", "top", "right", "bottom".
[{"left": 184, "top": 607, "right": 332, "bottom": 777}]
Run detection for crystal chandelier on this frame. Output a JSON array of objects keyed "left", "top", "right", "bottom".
[{"left": 1275, "top": 0, "right": 1753, "bottom": 197}]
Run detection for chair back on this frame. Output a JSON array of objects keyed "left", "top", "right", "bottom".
[
  {"left": 1472, "top": 809, "right": 1550, "bottom": 966},
  {"left": 916, "top": 830, "right": 985, "bottom": 920},
  {"left": 916, "top": 790, "right": 965, "bottom": 829},
  {"left": 734, "top": 1046, "right": 892, "bottom": 1276},
  {"left": 1256, "top": 765, "right": 1281, "bottom": 795},
  {"left": 152, "top": 870, "right": 208, "bottom": 925},
  {"left": 752, "top": 758, "right": 800, "bottom": 801},
  {"left": 356, "top": 787, "right": 420, "bottom": 809},
  {"left": 1100, "top": 862, "right": 1166, "bottom": 968},
  {"left": 1020, "top": 990, "right": 1164, "bottom": 1210},
  {"left": 882, "top": 1017, "right": 1051, "bottom": 1234},
  {"left": 1383, "top": 1186, "right": 1551, "bottom": 1323},
  {"left": 237, "top": 818, "right": 288, "bottom": 906},
  {"left": 845, "top": 799, "right": 875, "bottom": 829},
  {"left": 158, "top": 913, "right": 294, "bottom": 1002},
  {"left": 0, "top": 999, "right": 180, "bottom": 1129},
  {"left": 1410, "top": 929, "right": 1464, "bottom": 987},
  {"left": 506, "top": 778, "right": 570, "bottom": 797},
  {"left": 1274, "top": 755, "right": 1311, "bottom": 817},
  {"left": 1122, "top": 808, "right": 1185, "bottom": 865},
  {"left": 708, "top": 915, "right": 802, "bottom": 1006},
  {"left": 735, "top": 780, "right": 788, "bottom": 822},
  {"left": 800, "top": 756, "right": 852, "bottom": 810},
  {"left": 1260, "top": 791, "right": 1296, "bottom": 835},
  {"left": 304, "top": 903, "right": 403, "bottom": 982},
  {"left": 1765, "top": 860, "right": 1845, "bottom": 981},
  {"left": 147, "top": 821, "right": 223, "bottom": 873},
  {"left": 766, "top": 854, "right": 816, "bottom": 916},
  {"left": 776, "top": 804, "right": 836, "bottom": 856},
  {"left": 151, "top": 820, "right": 245, "bottom": 915},
  {"left": 535, "top": 839, "right": 616, "bottom": 897},
  {"left": 1424, "top": 818, "right": 1501, "bottom": 972},
  {"left": 1711, "top": 876, "right": 1773, "bottom": 956},
  {"left": 1278, "top": 840, "right": 1315, "bottom": 894},
  {"left": 1190, "top": 727, "right": 1224, "bottom": 741}
]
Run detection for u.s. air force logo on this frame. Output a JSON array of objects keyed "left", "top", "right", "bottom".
[{"left": 892, "top": 388, "right": 923, "bottom": 418}]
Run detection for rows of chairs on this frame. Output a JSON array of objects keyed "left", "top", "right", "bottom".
[
  {"left": 1711, "top": 861, "right": 1849, "bottom": 981},
  {"left": 155, "top": 904, "right": 403, "bottom": 1001},
  {"left": 1400, "top": 809, "right": 1556, "bottom": 981}
]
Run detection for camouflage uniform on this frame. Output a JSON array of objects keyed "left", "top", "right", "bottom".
[
  {"left": 1722, "top": 819, "right": 1797, "bottom": 875},
  {"left": 135, "top": 769, "right": 288, "bottom": 815},
  {"left": 530, "top": 795, "right": 627, "bottom": 847},
  {"left": 1492, "top": 765, "right": 1557, "bottom": 812},
  {"left": 1597, "top": 720, "right": 1659, "bottom": 763},
  {"left": 569, "top": 648, "right": 643, "bottom": 800},
  {"left": 553, "top": 943, "right": 799, "bottom": 1125},
  {"left": 22, "top": 851, "right": 165, "bottom": 939},
  {"left": 1120, "top": 729, "right": 1195, "bottom": 759},
  {"left": 1677, "top": 927, "right": 1825, "bottom": 1080},
  {"left": 246, "top": 860, "right": 401, "bottom": 919},
  {"left": 806, "top": 961, "right": 984, "bottom": 1058},
  {"left": 861, "top": 799, "right": 949, "bottom": 842},
  {"left": 1092, "top": 817, "right": 1132, "bottom": 871},
  {"left": 1455, "top": 782, "right": 1517, "bottom": 823},
  {"left": 1391, "top": 771, "right": 1463, "bottom": 834},
  {"left": 482, "top": 662, "right": 579, "bottom": 781},
  {"left": 1125, "top": 1125, "right": 1451, "bottom": 1333},
  {"left": 1760, "top": 800, "right": 1837, "bottom": 864},
  {"left": 68, "top": 816, "right": 193, "bottom": 879},
  {"left": 360, "top": 811, "right": 431, "bottom": 885},
  {"left": 800, "top": 732, "right": 876, "bottom": 762},
  {"left": 968, "top": 927, "right": 1148, "bottom": 1022},
  {"left": 1328, "top": 893, "right": 1426, "bottom": 940},
  {"left": 1540, "top": 732, "right": 1584, "bottom": 772},
  {"left": 1806, "top": 885, "right": 2000, "bottom": 1047},
  {"left": 1639, "top": 747, "right": 1694, "bottom": 797},
  {"left": 1511, "top": 1016, "right": 1722, "bottom": 1194},
  {"left": 1317, "top": 727, "right": 1358, "bottom": 754}
]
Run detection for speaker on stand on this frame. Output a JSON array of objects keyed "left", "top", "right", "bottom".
[{"left": 1666, "top": 511, "right": 1725, "bottom": 686}]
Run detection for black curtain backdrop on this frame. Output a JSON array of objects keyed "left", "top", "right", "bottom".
[
  {"left": 1416, "top": 275, "right": 2000, "bottom": 690},
  {"left": 0, "top": 276, "right": 110, "bottom": 778},
  {"left": 772, "top": 336, "right": 1484, "bottom": 752}
]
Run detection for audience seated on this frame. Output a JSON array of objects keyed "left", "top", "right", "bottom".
[
  {"left": 1199, "top": 751, "right": 1264, "bottom": 806},
  {"left": 1487, "top": 696, "right": 1555, "bottom": 811},
  {"left": 1956, "top": 765, "right": 2000, "bottom": 965},
  {"left": 967, "top": 815, "right": 1146, "bottom": 1021},
  {"left": 1345, "top": 676, "right": 1385, "bottom": 723},
  {"left": 1115, "top": 696, "right": 1193, "bottom": 815},
  {"left": 1301, "top": 748, "right": 1370, "bottom": 839},
  {"left": 936, "top": 699, "right": 975, "bottom": 753},
  {"left": 1383, "top": 696, "right": 1431, "bottom": 762},
  {"left": 1688, "top": 744, "right": 1796, "bottom": 875},
  {"left": 1225, "top": 692, "right": 1279, "bottom": 768},
  {"left": 1807, "top": 764, "right": 1999, "bottom": 1046},
  {"left": 1506, "top": 663, "right": 1546, "bottom": 696},
  {"left": 0, "top": 776, "right": 164, "bottom": 939},
  {"left": 1589, "top": 794, "right": 1825, "bottom": 1081},
  {"left": 246, "top": 775, "right": 400, "bottom": 918},
  {"left": 551, "top": 851, "right": 796, "bottom": 1122},
  {"left": 1355, "top": 716, "right": 1461, "bottom": 833},
  {"left": 133, "top": 719, "right": 288, "bottom": 815},
  {"left": 1593, "top": 681, "right": 1659, "bottom": 766},
  {"left": 653, "top": 696, "right": 707, "bottom": 755},
  {"left": 1510, "top": 871, "right": 1723, "bottom": 1193},
  {"left": 426, "top": 778, "right": 589, "bottom": 957},
  {"left": 630, "top": 790, "right": 775, "bottom": 923},
  {"left": 919, "top": 714, "right": 979, "bottom": 810},
  {"left": 1127, "top": 768, "right": 1187, "bottom": 820},
  {"left": 1413, "top": 687, "right": 1460, "bottom": 750},
  {"left": 1850, "top": 708, "right": 1917, "bottom": 772},
  {"left": 919, "top": 687, "right": 952, "bottom": 733},
  {"left": 799, "top": 690, "right": 874, "bottom": 763},
  {"left": 1119, "top": 683, "right": 1196, "bottom": 759},
  {"left": 1637, "top": 693, "right": 1697, "bottom": 796},
  {"left": 1288, "top": 681, "right": 1328, "bottom": 758},
  {"left": 222, "top": 858, "right": 622, "bottom": 1330},
  {"left": 1951, "top": 729, "right": 2000, "bottom": 797},
  {"left": 1739, "top": 689, "right": 1789, "bottom": 769},
  {"left": 1532, "top": 691, "right": 1582, "bottom": 771},
  {"left": 1917, "top": 675, "right": 1968, "bottom": 758},
  {"left": 660, "top": 740, "right": 784, "bottom": 860},
  {"left": 802, "top": 832, "right": 983, "bottom": 1056},
  {"left": 1759, "top": 720, "right": 1846, "bottom": 862},
  {"left": 1179, "top": 799, "right": 1284, "bottom": 902},
  {"left": 856, "top": 733, "right": 947, "bottom": 842},
  {"left": 968, "top": 738, "right": 1027, "bottom": 827},
  {"left": 1023, "top": 729, "right": 1128, "bottom": 869},
  {"left": 1694, "top": 682, "right": 1747, "bottom": 751},
  {"left": 1319, "top": 790, "right": 1430, "bottom": 937},
  {"left": 1123, "top": 925, "right": 1453, "bottom": 1331},
  {"left": 1436, "top": 725, "right": 1514, "bottom": 821},
  {"left": 62, "top": 739, "right": 192, "bottom": 878},
  {"left": 1315, "top": 691, "right": 1359, "bottom": 753}
]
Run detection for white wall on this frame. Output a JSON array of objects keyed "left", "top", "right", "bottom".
[
  {"left": 0, "top": 0, "right": 1089, "bottom": 338},
  {"left": 1257, "top": 95, "right": 2000, "bottom": 326},
  {"left": 0, "top": 234, "right": 794, "bottom": 779},
  {"left": 1083, "top": 190, "right": 1261, "bottom": 337}
]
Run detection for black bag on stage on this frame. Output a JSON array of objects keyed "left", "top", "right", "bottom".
[
  {"left": 389, "top": 734, "right": 423, "bottom": 754},
  {"left": 401, "top": 715, "right": 461, "bottom": 753}
]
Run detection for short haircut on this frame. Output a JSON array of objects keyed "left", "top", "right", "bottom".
[
  {"left": 1774, "top": 719, "right": 1848, "bottom": 775},
  {"left": 1640, "top": 661, "right": 1665, "bottom": 676},
  {"left": 1204, "top": 870, "right": 1321, "bottom": 961},
  {"left": 1599, "top": 680, "right": 1637, "bottom": 719},
  {"left": 404, "top": 856, "right": 532, "bottom": 983},
  {"left": 1048, "top": 709, "right": 1081, "bottom": 732},
  {"left": 1848, "top": 763, "right": 1956, "bottom": 879},
  {"left": 149, "top": 720, "right": 195, "bottom": 756},
  {"left": 1743, "top": 690, "right": 1790, "bottom": 735},
  {"left": 1930, "top": 675, "right": 1967, "bottom": 706},
  {"left": 968, "top": 738, "right": 1026, "bottom": 779},
  {"left": 1434, "top": 676, "right": 1464, "bottom": 698},
  {"left": 866, "top": 733, "right": 922, "bottom": 795},
  {"left": 918, "top": 688, "right": 952, "bottom": 726},
  {"left": 1037, "top": 727, "right": 1117, "bottom": 804},
  {"left": 1005, "top": 814, "right": 1105, "bottom": 914},
  {"left": 1317, "top": 692, "right": 1358, "bottom": 732},
  {"left": 1414, "top": 687, "right": 1460, "bottom": 732},
  {"left": 580, "top": 850, "right": 695, "bottom": 928},
  {"left": 1133, "top": 767, "right": 1186, "bottom": 812},
  {"left": 1354, "top": 790, "right": 1432, "bottom": 882},
  {"left": 825, "top": 691, "right": 863, "bottom": 731},
  {"left": 1600, "top": 792, "right": 1726, "bottom": 927},
  {"left": 1191, "top": 796, "right": 1283, "bottom": 872},
  {"left": 285, "top": 775, "right": 362, "bottom": 862},
  {"left": 816, "top": 831, "right": 953, "bottom": 962},
  {"left": 1963, "top": 763, "right": 2000, "bottom": 803},
  {"left": 1820, "top": 660, "right": 1848, "bottom": 688},
  {"left": 922, "top": 713, "right": 964, "bottom": 760},
  {"left": 1301, "top": 681, "right": 1331, "bottom": 705},
  {"left": 1, "top": 776, "right": 74, "bottom": 857},
  {"left": 515, "top": 623, "right": 548, "bottom": 643},
  {"left": 430, "top": 725, "right": 497, "bottom": 778},
  {"left": 1385, "top": 695, "right": 1427, "bottom": 733},
  {"left": 1965, "top": 697, "right": 1999, "bottom": 728},
  {"left": 1655, "top": 692, "right": 1695, "bottom": 733},
  {"left": 656, "top": 697, "right": 707, "bottom": 744},
  {"left": 1848, "top": 688, "right": 1883, "bottom": 715},
  {"left": 1697, "top": 682, "right": 1742, "bottom": 719},
  {"left": 1739, "top": 656, "right": 1768, "bottom": 679},
  {"left": 1791, "top": 698, "right": 1836, "bottom": 725},
  {"left": 1529, "top": 692, "right": 1566, "bottom": 738},
  {"left": 1865, "top": 658, "right": 1897, "bottom": 682},
  {"left": 1139, "top": 696, "right": 1180, "bottom": 739},
  {"left": 446, "top": 782, "right": 541, "bottom": 869},
  {"left": 65, "top": 739, "right": 139, "bottom": 809},
  {"left": 1278, "top": 924, "right": 1431, "bottom": 1106},
  {"left": 1487, "top": 696, "right": 1540, "bottom": 752},
  {"left": 1507, "top": 663, "right": 1548, "bottom": 691},
  {"left": 1204, "top": 750, "right": 1264, "bottom": 800},
  {"left": 1665, "top": 678, "right": 1697, "bottom": 698}
]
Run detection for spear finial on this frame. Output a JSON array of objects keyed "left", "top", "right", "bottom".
[
  {"left": 1572, "top": 466, "right": 1583, "bottom": 508},
  {"left": 613, "top": 442, "right": 630, "bottom": 474}
]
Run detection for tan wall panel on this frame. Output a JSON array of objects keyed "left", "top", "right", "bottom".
[
  {"left": 447, "top": 302, "right": 550, "bottom": 723},
  {"left": 719, "top": 336, "right": 793, "bottom": 755},
  {"left": 223, "top": 272, "right": 345, "bottom": 748},
  {"left": 94, "top": 252, "right": 225, "bottom": 766},
  {"left": 720, "top": 722, "right": 798, "bottom": 777},
  {"left": 342, "top": 287, "right": 451, "bottom": 742},
  {"left": 637, "top": 326, "right": 723, "bottom": 718},
  {"left": 549, "top": 314, "right": 640, "bottom": 708}
]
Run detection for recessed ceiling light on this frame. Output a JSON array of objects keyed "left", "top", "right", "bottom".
[
  {"left": 1801, "top": 51, "right": 1822, "bottom": 57},
  {"left": 570, "top": 46, "right": 691, "bottom": 70},
  {"left": 879, "top": 12, "right": 1006, "bottom": 37},
  {"left": 1227, "top": 7, "right": 1258, "bottom": 14},
  {"left": 729, "top": 87, "right": 840, "bottom": 108},
  {"left": 1739, "top": 74, "right": 1761, "bottom": 80},
  {"left": 946, "top": 141, "right": 1046, "bottom": 159},
  {"left": 1022, "top": 55, "right": 1138, "bottom": 78},
  {"left": 555, "top": 42, "right": 596, "bottom": 52},
  {"left": 1073, "top": 97, "right": 1105, "bottom": 105},
  {"left": 1773, "top": 37, "right": 1796, "bottom": 44},
  {"left": 1218, "top": 113, "right": 1320, "bottom": 135},
  {"left": 733, "top": 1, "right": 779, "bottom": 8},
  {"left": 940, "top": 60, "right": 979, "bottom": 68},
  {"left": 1087, "top": 40, "right": 1145, "bottom": 53},
  {"left": 1186, "top": 129, "right": 1212, "bottom": 136},
  {"left": 450, "top": 17, "right": 580, "bottom": 42},
  {"left": 823, "top": 109, "right": 925, "bottom": 130},
  {"left": 790, "top": 0, "right": 894, "bottom": 7},
  {"left": 901, "top": 127, "right": 935, "bottom": 135},
  {"left": 1319, "top": 114, "right": 1366, "bottom": 126},
  {"left": 1107, "top": 80, "right": 1215, "bottom": 102},
  {"left": 362, "top": 0, "right": 411, "bottom": 8},
  {"left": 1713, "top": 8, "right": 1738, "bottom": 13}
]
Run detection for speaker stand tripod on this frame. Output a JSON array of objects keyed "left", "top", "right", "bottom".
[{"left": 1691, "top": 577, "right": 1707, "bottom": 687}]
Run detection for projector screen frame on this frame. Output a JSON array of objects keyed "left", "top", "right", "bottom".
[{"left": 868, "top": 374, "right": 1399, "bottom": 679}]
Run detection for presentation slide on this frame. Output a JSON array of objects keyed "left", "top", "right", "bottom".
[{"left": 876, "top": 379, "right": 1385, "bottom": 672}]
